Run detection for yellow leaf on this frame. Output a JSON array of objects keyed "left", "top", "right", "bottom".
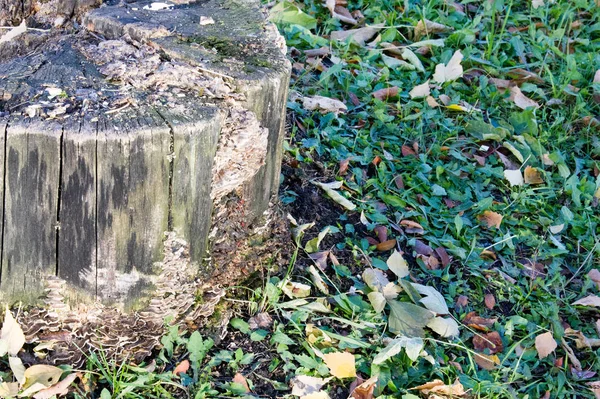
[
  {"left": 535, "top": 332, "right": 557, "bottom": 359},
  {"left": 22, "top": 365, "right": 63, "bottom": 390},
  {"left": 1, "top": 306, "right": 25, "bottom": 357},
  {"left": 524, "top": 166, "right": 544, "bottom": 185},
  {"left": 322, "top": 352, "right": 356, "bottom": 378},
  {"left": 445, "top": 104, "right": 468, "bottom": 112}
]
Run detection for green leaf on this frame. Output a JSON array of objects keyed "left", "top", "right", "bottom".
[
  {"left": 101, "top": 388, "right": 112, "bottom": 399},
  {"left": 250, "top": 329, "right": 269, "bottom": 342},
  {"left": 387, "top": 300, "right": 433, "bottom": 337},
  {"left": 188, "top": 331, "right": 214, "bottom": 370},
  {"left": 230, "top": 318, "right": 251, "bottom": 334},
  {"left": 268, "top": 1, "right": 317, "bottom": 29}
]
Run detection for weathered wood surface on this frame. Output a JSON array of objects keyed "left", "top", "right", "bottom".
[{"left": 0, "top": 0, "right": 290, "bottom": 308}]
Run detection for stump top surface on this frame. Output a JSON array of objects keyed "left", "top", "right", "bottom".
[{"left": 0, "top": 0, "right": 288, "bottom": 121}]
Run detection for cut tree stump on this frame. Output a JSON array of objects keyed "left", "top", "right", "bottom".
[{"left": 0, "top": 0, "right": 290, "bottom": 309}]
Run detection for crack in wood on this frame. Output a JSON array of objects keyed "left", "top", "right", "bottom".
[
  {"left": 55, "top": 125, "right": 64, "bottom": 277},
  {"left": 0, "top": 119, "right": 7, "bottom": 285}
]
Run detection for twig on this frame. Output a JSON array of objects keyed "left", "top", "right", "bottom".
[
  {"left": 105, "top": 102, "right": 131, "bottom": 115},
  {"left": 197, "top": 66, "right": 234, "bottom": 80}
]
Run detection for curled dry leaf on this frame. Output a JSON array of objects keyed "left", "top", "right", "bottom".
[
  {"left": 524, "top": 166, "right": 544, "bottom": 185},
  {"left": 173, "top": 359, "right": 190, "bottom": 375},
  {"left": 308, "top": 265, "right": 329, "bottom": 294},
  {"left": 311, "top": 180, "right": 357, "bottom": 211},
  {"left": 484, "top": 293, "right": 496, "bottom": 309},
  {"left": 303, "top": 95, "right": 347, "bottom": 114},
  {"left": 349, "top": 376, "right": 378, "bottom": 399},
  {"left": 376, "top": 239, "right": 397, "bottom": 251},
  {"left": 330, "top": 24, "right": 384, "bottom": 46},
  {"left": 322, "top": 352, "right": 356, "bottom": 378},
  {"left": 372, "top": 86, "right": 399, "bottom": 101},
  {"left": 414, "top": 19, "right": 453, "bottom": 40},
  {"left": 248, "top": 312, "right": 273, "bottom": 330},
  {"left": 508, "top": 86, "right": 540, "bottom": 109},
  {"left": 473, "top": 331, "right": 504, "bottom": 354},
  {"left": 282, "top": 281, "right": 311, "bottom": 299},
  {"left": 412, "top": 379, "right": 466, "bottom": 396},
  {"left": 478, "top": 211, "right": 503, "bottom": 229},
  {"left": 325, "top": 0, "right": 357, "bottom": 25}
]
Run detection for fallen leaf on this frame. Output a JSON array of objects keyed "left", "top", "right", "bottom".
[
  {"left": 478, "top": 211, "right": 503, "bottom": 229},
  {"left": 9, "top": 356, "right": 25, "bottom": 385},
  {"left": 302, "top": 392, "right": 330, "bottom": 399},
  {"left": 291, "top": 375, "right": 333, "bottom": 397},
  {"left": 22, "top": 365, "right": 63, "bottom": 394},
  {"left": 504, "top": 169, "right": 524, "bottom": 186},
  {"left": 432, "top": 50, "right": 463, "bottom": 83},
  {"left": 387, "top": 250, "right": 409, "bottom": 278},
  {"left": 0, "top": 20, "right": 27, "bottom": 44},
  {"left": 588, "top": 381, "right": 600, "bottom": 399},
  {"left": 455, "top": 295, "right": 469, "bottom": 309},
  {"left": 373, "top": 336, "right": 424, "bottom": 364},
  {"left": 0, "top": 306, "right": 25, "bottom": 356},
  {"left": 362, "top": 268, "right": 390, "bottom": 291},
  {"left": 322, "top": 352, "right": 356, "bottom": 378},
  {"left": 309, "top": 251, "right": 329, "bottom": 271},
  {"left": 573, "top": 295, "right": 600, "bottom": 307},
  {"left": 281, "top": 281, "right": 311, "bottom": 299},
  {"left": 535, "top": 332, "right": 557, "bottom": 359},
  {"left": 308, "top": 265, "right": 329, "bottom": 294},
  {"left": 463, "top": 312, "right": 497, "bottom": 331},
  {"left": 484, "top": 293, "right": 496, "bottom": 309},
  {"left": 474, "top": 353, "right": 500, "bottom": 370},
  {"left": 473, "top": 331, "right": 503, "bottom": 354},
  {"left": 368, "top": 292, "right": 386, "bottom": 313},
  {"left": 0, "top": 382, "right": 18, "bottom": 397},
  {"left": 412, "top": 283, "right": 449, "bottom": 315},
  {"left": 248, "top": 312, "right": 273, "bottom": 330},
  {"left": 524, "top": 166, "right": 544, "bottom": 185},
  {"left": 306, "top": 324, "right": 335, "bottom": 347},
  {"left": 414, "top": 19, "right": 452, "bottom": 40},
  {"left": 589, "top": 270, "right": 600, "bottom": 289},
  {"left": 414, "top": 240, "right": 434, "bottom": 256},
  {"left": 173, "top": 359, "right": 190, "bottom": 375},
  {"left": 509, "top": 86, "right": 540, "bottom": 109},
  {"left": 33, "top": 373, "right": 78, "bottom": 399},
  {"left": 330, "top": 24, "right": 384, "bottom": 46},
  {"left": 427, "top": 317, "right": 460, "bottom": 338},
  {"left": 325, "top": 0, "right": 357, "bottom": 25},
  {"left": 412, "top": 379, "right": 465, "bottom": 396},
  {"left": 376, "top": 239, "right": 397, "bottom": 251},
  {"left": 387, "top": 300, "right": 434, "bottom": 337},
  {"left": 232, "top": 373, "right": 250, "bottom": 393},
  {"left": 532, "top": 0, "right": 544, "bottom": 8},
  {"left": 311, "top": 180, "right": 356, "bottom": 211},
  {"left": 409, "top": 81, "right": 431, "bottom": 99},
  {"left": 372, "top": 86, "right": 399, "bottom": 101},
  {"left": 401, "top": 48, "right": 425, "bottom": 72},
  {"left": 561, "top": 338, "right": 582, "bottom": 371},
  {"left": 349, "top": 376, "right": 377, "bottom": 399},
  {"left": 303, "top": 96, "right": 347, "bottom": 114},
  {"left": 426, "top": 96, "right": 440, "bottom": 107}
]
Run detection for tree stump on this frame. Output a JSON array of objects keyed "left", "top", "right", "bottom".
[{"left": 0, "top": 0, "right": 290, "bottom": 309}]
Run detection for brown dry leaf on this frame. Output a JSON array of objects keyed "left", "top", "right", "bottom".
[
  {"left": 573, "top": 295, "right": 600, "bottom": 307},
  {"left": 474, "top": 353, "right": 500, "bottom": 370},
  {"left": 402, "top": 145, "right": 417, "bottom": 157},
  {"left": 435, "top": 247, "right": 451, "bottom": 267},
  {"left": 248, "top": 312, "right": 273, "bottom": 330},
  {"left": 349, "top": 376, "right": 377, "bottom": 399},
  {"left": 455, "top": 295, "right": 469, "bottom": 309},
  {"left": 303, "top": 95, "right": 347, "bottom": 114},
  {"left": 232, "top": 373, "right": 250, "bottom": 393},
  {"left": 473, "top": 331, "right": 503, "bottom": 354},
  {"left": 374, "top": 225, "right": 388, "bottom": 242},
  {"left": 376, "top": 239, "right": 397, "bottom": 251},
  {"left": 339, "top": 158, "right": 350, "bottom": 175},
  {"left": 32, "top": 373, "right": 78, "bottom": 399},
  {"left": 509, "top": 86, "right": 540, "bottom": 109},
  {"left": 325, "top": 0, "right": 357, "bottom": 25},
  {"left": 173, "top": 359, "right": 190, "bottom": 375},
  {"left": 535, "top": 332, "right": 557, "bottom": 359},
  {"left": 400, "top": 220, "right": 424, "bottom": 230},
  {"left": 524, "top": 166, "right": 544, "bottom": 185},
  {"left": 414, "top": 19, "right": 453, "bottom": 40},
  {"left": 426, "top": 95, "right": 440, "bottom": 107},
  {"left": 372, "top": 86, "right": 399, "bottom": 100},
  {"left": 412, "top": 379, "right": 465, "bottom": 396},
  {"left": 322, "top": 352, "right": 356, "bottom": 378},
  {"left": 330, "top": 24, "right": 384, "bottom": 46},
  {"left": 480, "top": 249, "right": 497, "bottom": 260},
  {"left": 507, "top": 68, "right": 545, "bottom": 84},
  {"left": 489, "top": 78, "right": 512, "bottom": 90},
  {"left": 561, "top": 338, "right": 582, "bottom": 371},
  {"left": 588, "top": 269, "right": 600, "bottom": 289},
  {"left": 478, "top": 211, "right": 503, "bottom": 229},
  {"left": 484, "top": 294, "right": 496, "bottom": 310}
]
